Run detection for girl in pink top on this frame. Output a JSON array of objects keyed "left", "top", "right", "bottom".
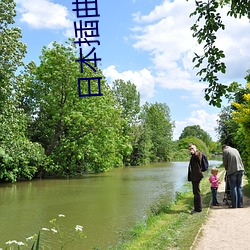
[{"left": 209, "top": 168, "right": 220, "bottom": 206}]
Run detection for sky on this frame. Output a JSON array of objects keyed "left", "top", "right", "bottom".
[{"left": 14, "top": 0, "right": 250, "bottom": 141}]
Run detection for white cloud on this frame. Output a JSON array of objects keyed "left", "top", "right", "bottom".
[
  {"left": 130, "top": 0, "right": 250, "bottom": 95},
  {"left": 103, "top": 65, "right": 155, "bottom": 102},
  {"left": 16, "top": 0, "right": 72, "bottom": 31},
  {"left": 173, "top": 110, "right": 219, "bottom": 141}
]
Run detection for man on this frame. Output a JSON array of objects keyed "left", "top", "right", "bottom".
[
  {"left": 188, "top": 143, "right": 204, "bottom": 214},
  {"left": 222, "top": 144, "right": 244, "bottom": 208}
]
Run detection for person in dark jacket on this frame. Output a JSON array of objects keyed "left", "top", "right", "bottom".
[
  {"left": 188, "top": 143, "right": 204, "bottom": 214},
  {"left": 222, "top": 144, "right": 244, "bottom": 208}
]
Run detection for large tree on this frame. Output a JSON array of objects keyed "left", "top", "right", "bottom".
[
  {"left": 24, "top": 40, "right": 126, "bottom": 175},
  {"left": 190, "top": 0, "right": 250, "bottom": 107},
  {"left": 0, "top": 0, "right": 47, "bottom": 182}
]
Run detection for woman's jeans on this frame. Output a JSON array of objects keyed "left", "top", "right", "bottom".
[
  {"left": 211, "top": 187, "right": 218, "bottom": 205},
  {"left": 228, "top": 170, "right": 244, "bottom": 208}
]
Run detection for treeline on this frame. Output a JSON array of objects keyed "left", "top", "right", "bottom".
[
  {"left": 1, "top": 1, "right": 249, "bottom": 183},
  {"left": 0, "top": 1, "right": 177, "bottom": 182}
]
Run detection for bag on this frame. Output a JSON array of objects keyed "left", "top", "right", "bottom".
[{"left": 200, "top": 153, "right": 209, "bottom": 172}]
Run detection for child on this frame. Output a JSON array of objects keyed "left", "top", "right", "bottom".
[{"left": 209, "top": 168, "right": 220, "bottom": 206}]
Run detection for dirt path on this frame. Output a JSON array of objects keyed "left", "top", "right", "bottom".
[{"left": 192, "top": 174, "right": 250, "bottom": 250}]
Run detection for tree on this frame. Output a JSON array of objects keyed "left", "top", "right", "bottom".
[
  {"left": 230, "top": 76, "right": 250, "bottom": 176},
  {"left": 216, "top": 106, "right": 240, "bottom": 147},
  {"left": 190, "top": 0, "right": 250, "bottom": 107},
  {"left": 179, "top": 125, "right": 212, "bottom": 146},
  {"left": 24, "top": 40, "right": 126, "bottom": 175},
  {"left": 178, "top": 136, "right": 209, "bottom": 156},
  {"left": 112, "top": 79, "right": 140, "bottom": 165},
  {"left": 112, "top": 79, "right": 140, "bottom": 124},
  {"left": 0, "top": 0, "right": 27, "bottom": 108},
  {"left": 0, "top": 0, "right": 48, "bottom": 182},
  {"left": 140, "top": 102, "right": 174, "bottom": 162}
]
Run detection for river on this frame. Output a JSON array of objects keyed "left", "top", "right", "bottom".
[{"left": 0, "top": 160, "right": 221, "bottom": 249}]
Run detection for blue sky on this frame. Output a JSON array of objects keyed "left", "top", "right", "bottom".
[{"left": 14, "top": 0, "right": 250, "bottom": 141}]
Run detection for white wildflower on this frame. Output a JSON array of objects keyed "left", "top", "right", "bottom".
[
  {"left": 17, "top": 241, "right": 25, "bottom": 246},
  {"left": 51, "top": 228, "right": 58, "bottom": 233},
  {"left": 58, "top": 214, "right": 65, "bottom": 217},
  {"left": 75, "top": 225, "right": 83, "bottom": 231},
  {"left": 26, "top": 236, "right": 34, "bottom": 241},
  {"left": 6, "top": 240, "right": 17, "bottom": 245}
]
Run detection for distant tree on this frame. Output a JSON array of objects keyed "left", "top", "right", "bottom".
[
  {"left": 179, "top": 125, "right": 212, "bottom": 146},
  {"left": 189, "top": 0, "right": 250, "bottom": 107},
  {"left": 112, "top": 79, "right": 140, "bottom": 165},
  {"left": 178, "top": 136, "right": 209, "bottom": 156},
  {"left": 216, "top": 106, "right": 239, "bottom": 147},
  {"left": 140, "top": 102, "right": 174, "bottom": 162},
  {"left": 112, "top": 79, "right": 140, "bottom": 124}
]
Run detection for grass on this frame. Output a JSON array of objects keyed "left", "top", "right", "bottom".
[{"left": 111, "top": 169, "right": 225, "bottom": 250}]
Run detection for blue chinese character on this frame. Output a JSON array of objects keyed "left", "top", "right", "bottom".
[
  {"left": 78, "top": 77, "right": 103, "bottom": 97},
  {"left": 74, "top": 20, "right": 100, "bottom": 46},
  {"left": 72, "top": 0, "right": 100, "bottom": 18},
  {"left": 75, "top": 47, "right": 101, "bottom": 72}
]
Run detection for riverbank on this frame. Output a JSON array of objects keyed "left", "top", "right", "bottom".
[
  {"left": 111, "top": 170, "right": 221, "bottom": 249},
  {"left": 112, "top": 169, "right": 250, "bottom": 250},
  {"left": 193, "top": 174, "right": 250, "bottom": 250}
]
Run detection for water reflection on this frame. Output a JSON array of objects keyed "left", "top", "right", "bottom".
[{"left": 0, "top": 160, "right": 221, "bottom": 249}]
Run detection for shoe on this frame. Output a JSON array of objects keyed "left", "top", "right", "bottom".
[
  {"left": 190, "top": 209, "right": 201, "bottom": 214},
  {"left": 228, "top": 205, "right": 236, "bottom": 208},
  {"left": 212, "top": 203, "right": 220, "bottom": 206}
]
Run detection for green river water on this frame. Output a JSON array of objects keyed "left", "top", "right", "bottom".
[{"left": 0, "top": 160, "right": 221, "bottom": 249}]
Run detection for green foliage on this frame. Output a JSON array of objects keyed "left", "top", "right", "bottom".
[
  {"left": 189, "top": 0, "right": 250, "bottom": 107},
  {"left": 0, "top": 0, "right": 48, "bottom": 182},
  {"left": 179, "top": 125, "right": 212, "bottom": 146},
  {"left": 112, "top": 79, "right": 140, "bottom": 166},
  {"left": 139, "top": 102, "right": 174, "bottom": 162},
  {"left": 23, "top": 40, "right": 126, "bottom": 175},
  {"left": 178, "top": 136, "right": 209, "bottom": 156},
  {"left": 112, "top": 79, "right": 140, "bottom": 123},
  {"left": 216, "top": 106, "right": 240, "bottom": 147}
]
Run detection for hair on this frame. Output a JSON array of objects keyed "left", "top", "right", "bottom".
[{"left": 211, "top": 167, "right": 218, "bottom": 174}]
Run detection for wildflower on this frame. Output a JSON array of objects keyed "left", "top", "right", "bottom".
[
  {"left": 58, "top": 214, "right": 65, "bottom": 217},
  {"left": 42, "top": 228, "right": 50, "bottom": 231},
  {"left": 75, "top": 225, "right": 83, "bottom": 232},
  {"left": 5, "top": 240, "right": 25, "bottom": 246},
  {"left": 51, "top": 228, "right": 58, "bottom": 233},
  {"left": 6, "top": 240, "right": 17, "bottom": 245},
  {"left": 17, "top": 242, "right": 25, "bottom": 246},
  {"left": 26, "top": 236, "right": 34, "bottom": 241}
]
